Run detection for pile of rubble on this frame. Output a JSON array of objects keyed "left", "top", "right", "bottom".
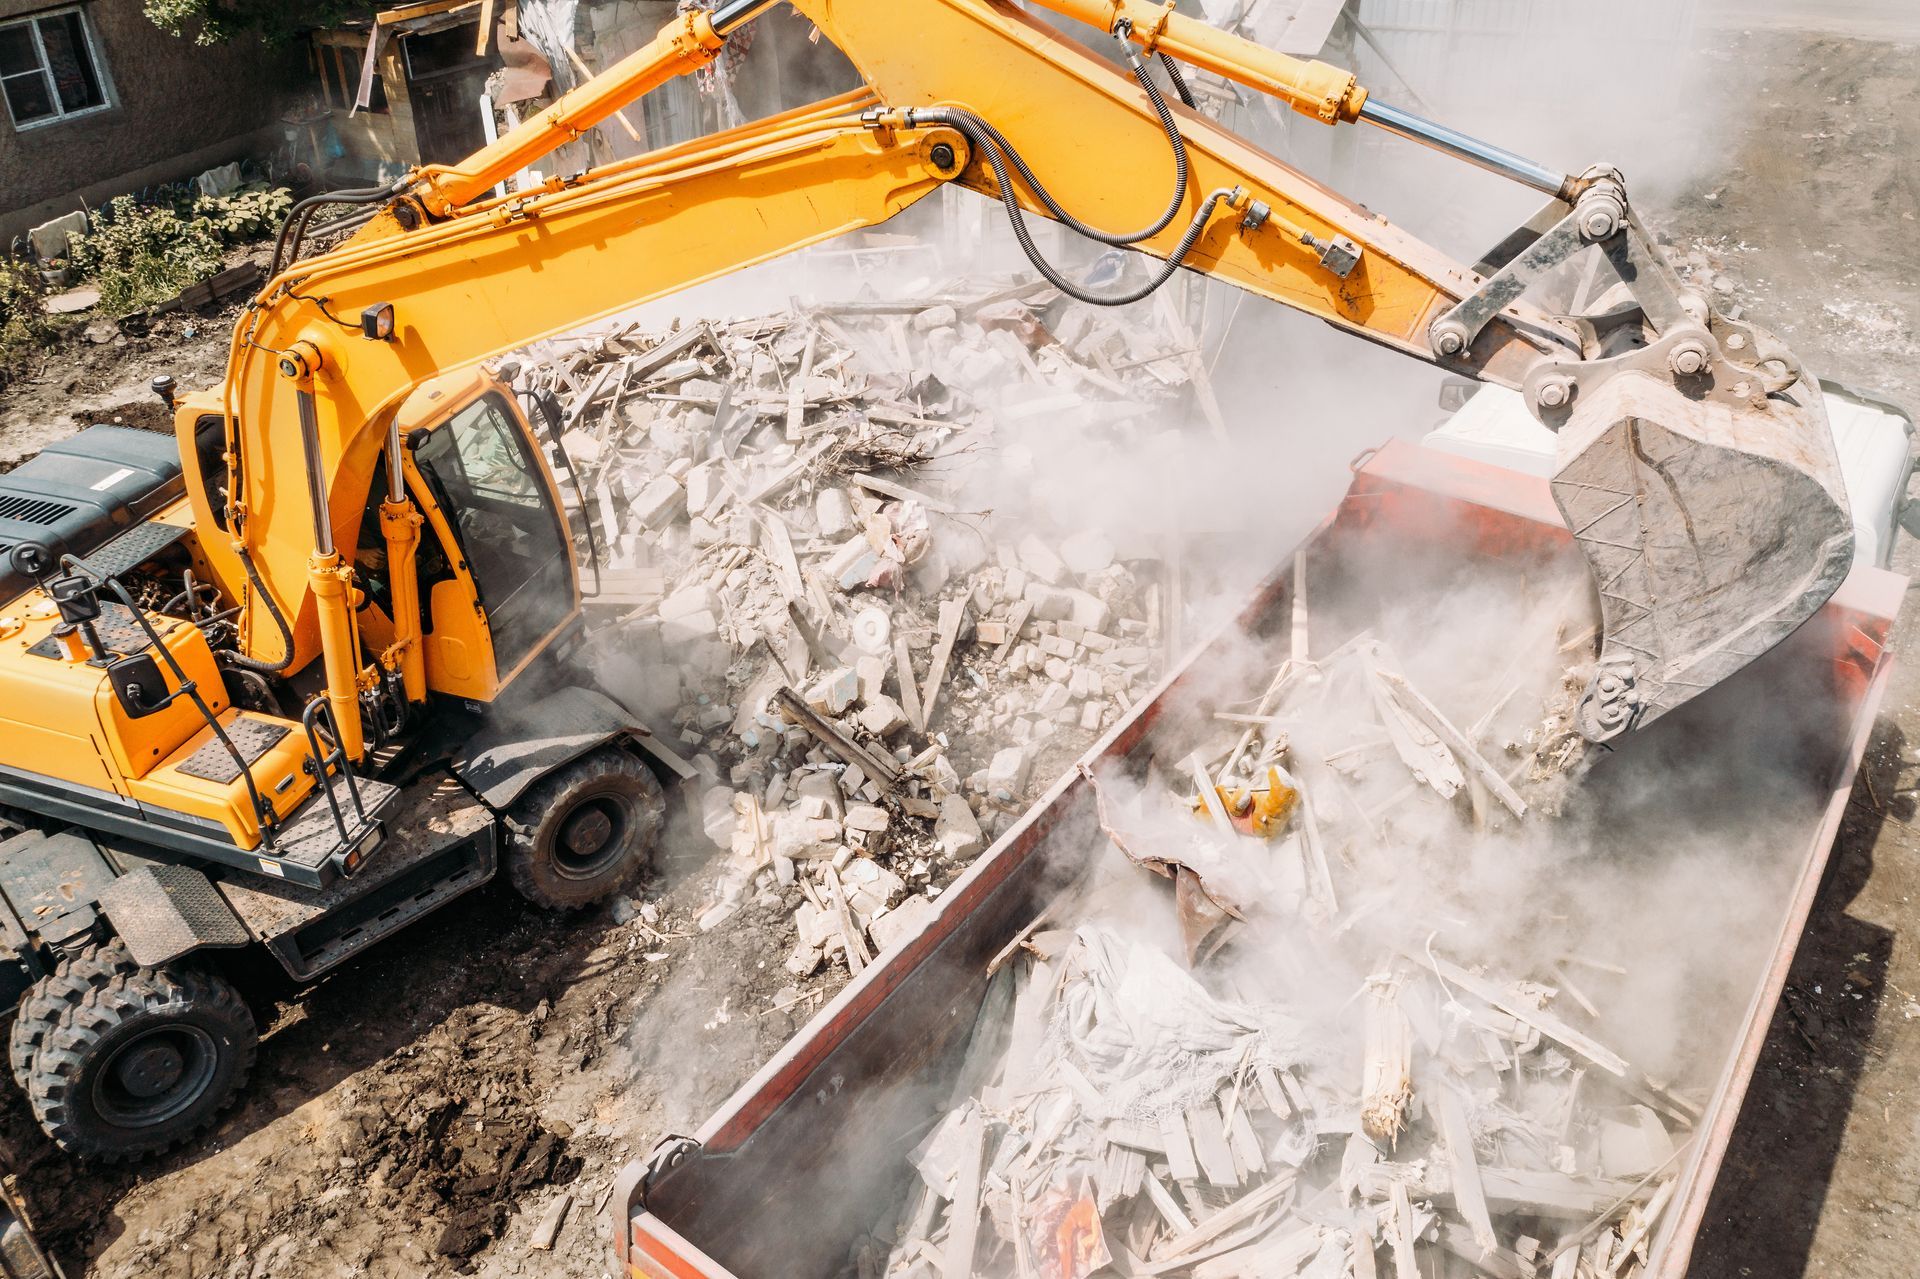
[
  {"left": 518, "top": 274, "right": 1207, "bottom": 971},
  {"left": 848, "top": 573, "right": 1690, "bottom": 1278}
]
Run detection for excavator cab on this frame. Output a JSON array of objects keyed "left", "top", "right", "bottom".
[{"left": 356, "top": 371, "right": 582, "bottom": 698}]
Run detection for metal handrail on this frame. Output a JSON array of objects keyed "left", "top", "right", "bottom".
[
  {"left": 62, "top": 555, "right": 281, "bottom": 849},
  {"left": 299, "top": 695, "right": 370, "bottom": 849}
]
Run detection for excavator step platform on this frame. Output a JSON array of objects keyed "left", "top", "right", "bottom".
[{"left": 216, "top": 774, "right": 496, "bottom": 980}]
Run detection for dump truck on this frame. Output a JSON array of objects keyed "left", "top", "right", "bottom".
[
  {"left": 606, "top": 433, "right": 1908, "bottom": 1279},
  {"left": 0, "top": 0, "right": 1869, "bottom": 1162}
]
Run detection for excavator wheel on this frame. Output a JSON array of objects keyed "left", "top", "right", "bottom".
[
  {"left": 26, "top": 961, "right": 255, "bottom": 1162},
  {"left": 9, "top": 938, "right": 138, "bottom": 1091},
  {"left": 504, "top": 746, "right": 665, "bottom": 911}
]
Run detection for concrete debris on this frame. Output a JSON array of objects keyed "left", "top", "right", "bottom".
[
  {"left": 839, "top": 574, "right": 1690, "bottom": 1279},
  {"left": 511, "top": 275, "right": 1185, "bottom": 978}
]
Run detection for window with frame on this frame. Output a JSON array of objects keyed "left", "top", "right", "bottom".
[{"left": 0, "top": 7, "right": 109, "bottom": 130}]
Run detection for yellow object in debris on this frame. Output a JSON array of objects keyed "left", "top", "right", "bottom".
[{"left": 1191, "top": 768, "right": 1298, "bottom": 839}]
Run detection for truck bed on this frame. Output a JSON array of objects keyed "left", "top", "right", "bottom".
[{"left": 608, "top": 441, "right": 1904, "bottom": 1279}]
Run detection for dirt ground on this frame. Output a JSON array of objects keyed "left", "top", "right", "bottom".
[{"left": 2, "top": 10, "right": 1919, "bottom": 1279}]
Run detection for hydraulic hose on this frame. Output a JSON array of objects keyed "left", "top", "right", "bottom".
[
  {"left": 1160, "top": 53, "right": 1196, "bottom": 109},
  {"left": 268, "top": 182, "right": 405, "bottom": 278},
  {"left": 909, "top": 29, "right": 1217, "bottom": 306},
  {"left": 913, "top": 102, "right": 1232, "bottom": 307},
  {"left": 219, "top": 545, "right": 298, "bottom": 675}
]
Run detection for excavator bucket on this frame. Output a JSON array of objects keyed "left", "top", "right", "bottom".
[{"left": 1550, "top": 371, "right": 1854, "bottom": 741}]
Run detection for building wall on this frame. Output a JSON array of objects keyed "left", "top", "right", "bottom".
[{"left": 0, "top": 0, "right": 300, "bottom": 245}]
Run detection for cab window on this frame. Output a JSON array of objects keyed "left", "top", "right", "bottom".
[{"left": 411, "top": 394, "right": 571, "bottom": 670}]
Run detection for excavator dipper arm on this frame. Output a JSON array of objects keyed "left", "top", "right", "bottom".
[{"left": 216, "top": 0, "right": 1850, "bottom": 748}]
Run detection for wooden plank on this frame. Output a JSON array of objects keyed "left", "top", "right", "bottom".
[
  {"left": 1436, "top": 1222, "right": 1528, "bottom": 1279},
  {"left": 785, "top": 325, "right": 820, "bottom": 442},
  {"left": 821, "top": 864, "right": 871, "bottom": 975},
  {"left": 1387, "top": 1182, "right": 1420, "bottom": 1279},
  {"left": 1187, "top": 754, "right": 1238, "bottom": 838},
  {"left": 1436, "top": 1088, "right": 1497, "bottom": 1254},
  {"left": 1184, "top": 1100, "right": 1240, "bottom": 1188},
  {"left": 894, "top": 632, "right": 926, "bottom": 733},
  {"left": 920, "top": 599, "right": 967, "bottom": 729},
  {"left": 1353, "top": 1228, "right": 1379, "bottom": 1279},
  {"left": 1150, "top": 1172, "right": 1294, "bottom": 1263},
  {"left": 942, "top": 1106, "right": 987, "bottom": 1279},
  {"left": 377, "top": 0, "right": 478, "bottom": 23},
  {"left": 1159, "top": 1109, "right": 1200, "bottom": 1183},
  {"left": 849, "top": 471, "right": 958, "bottom": 513},
  {"left": 773, "top": 687, "right": 900, "bottom": 788},
  {"left": 1225, "top": 1103, "right": 1265, "bottom": 1178},
  {"left": 1377, "top": 669, "right": 1528, "bottom": 817},
  {"left": 1414, "top": 951, "right": 1629, "bottom": 1077},
  {"left": 994, "top": 599, "right": 1032, "bottom": 663},
  {"left": 528, "top": 1190, "right": 572, "bottom": 1250},
  {"left": 1142, "top": 1170, "right": 1194, "bottom": 1235},
  {"left": 474, "top": 0, "right": 496, "bottom": 54}
]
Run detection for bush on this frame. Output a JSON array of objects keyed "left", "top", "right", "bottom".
[
  {"left": 0, "top": 257, "right": 56, "bottom": 386},
  {"left": 192, "top": 186, "right": 295, "bottom": 242},
  {"left": 67, "top": 195, "right": 225, "bottom": 314},
  {"left": 66, "top": 187, "right": 291, "bottom": 315}
]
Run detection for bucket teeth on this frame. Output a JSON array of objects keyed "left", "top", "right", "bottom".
[{"left": 1552, "top": 371, "right": 1853, "bottom": 742}]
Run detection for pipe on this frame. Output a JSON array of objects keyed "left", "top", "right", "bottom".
[{"left": 1357, "top": 97, "right": 1573, "bottom": 200}]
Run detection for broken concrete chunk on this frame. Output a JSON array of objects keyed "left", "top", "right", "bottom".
[
  {"left": 987, "top": 746, "right": 1032, "bottom": 799},
  {"left": 869, "top": 894, "right": 938, "bottom": 954},
  {"left": 1018, "top": 535, "right": 1068, "bottom": 586},
  {"left": 807, "top": 667, "right": 861, "bottom": 716},
  {"left": 630, "top": 475, "right": 687, "bottom": 529},
  {"left": 659, "top": 583, "right": 716, "bottom": 623},
  {"left": 774, "top": 813, "right": 844, "bottom": 861},
  {"left": 935, "top": 794, "right": 986, "bottom": 860},
  {"left": 794, "top": 770, "right": 845, "bottom": 818},
  {"left": 1066, "top": 589, "right": 1112, "bottom": 634},
  {"left": 661, "top": 609, "right": 720, "bottom": 646},
  {"left": 699, "top": 786, "right": 738, "bottom": 849},
  {"left": 816, "top": 487, "right": 856, "bottom": 539},
  {"left": 684, "top": 460, "right": 727, "bottom": 514},
  {"left": 1059, "top": 529, "right": 1116, "bottom": 577},
  {"left": 825, "top": 537, "right": 883, "bottom": 591},
  {"left": 857, "top": 694, "right": 909, "bottom": 738},
  {"left": 1023, "top": 583, "right": 1076, "bottom": 622},
  {"left": 844, "top": 803, "right": 892, "bottom": 835}
]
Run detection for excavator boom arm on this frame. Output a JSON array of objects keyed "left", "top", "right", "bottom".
[{"left": 214, "top": 0, "right": 1850, "bottom": 746}]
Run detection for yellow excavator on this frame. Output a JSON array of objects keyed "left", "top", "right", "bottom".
[{"left": 0, "top": 0, "right": 1851, "bottom": 1162}]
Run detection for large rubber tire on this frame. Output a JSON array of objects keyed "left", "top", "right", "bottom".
[
  {"left": 504, "top": 746, "right": 665, "bottom": 911},
  {"left": 26, "top": 963, "right": 256, "bottom": 1162},
  {"left": 8, "top": 939, "right": 137, "bottom": 1091}
]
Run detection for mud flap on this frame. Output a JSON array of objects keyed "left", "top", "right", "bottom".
[
  {"left": 450, "top": 685, "right": 652, "bottom": 810},
  {"left": 1552, "top": 373, "right": 1854, "bottom": 740}
]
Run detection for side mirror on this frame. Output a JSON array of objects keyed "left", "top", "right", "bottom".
[{"left": 108, "top": 653, "right": 171, "bottom": 718}]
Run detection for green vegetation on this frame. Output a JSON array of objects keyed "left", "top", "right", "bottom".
[
  {"left": 142, "top": 0, "right": 376, "bottom": 46},
  {"left": 0, "top": 258, "right": 56, "bottom": 387},
  {"left": 66, "top": 188, "right": 294, "bottom": 316}
]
